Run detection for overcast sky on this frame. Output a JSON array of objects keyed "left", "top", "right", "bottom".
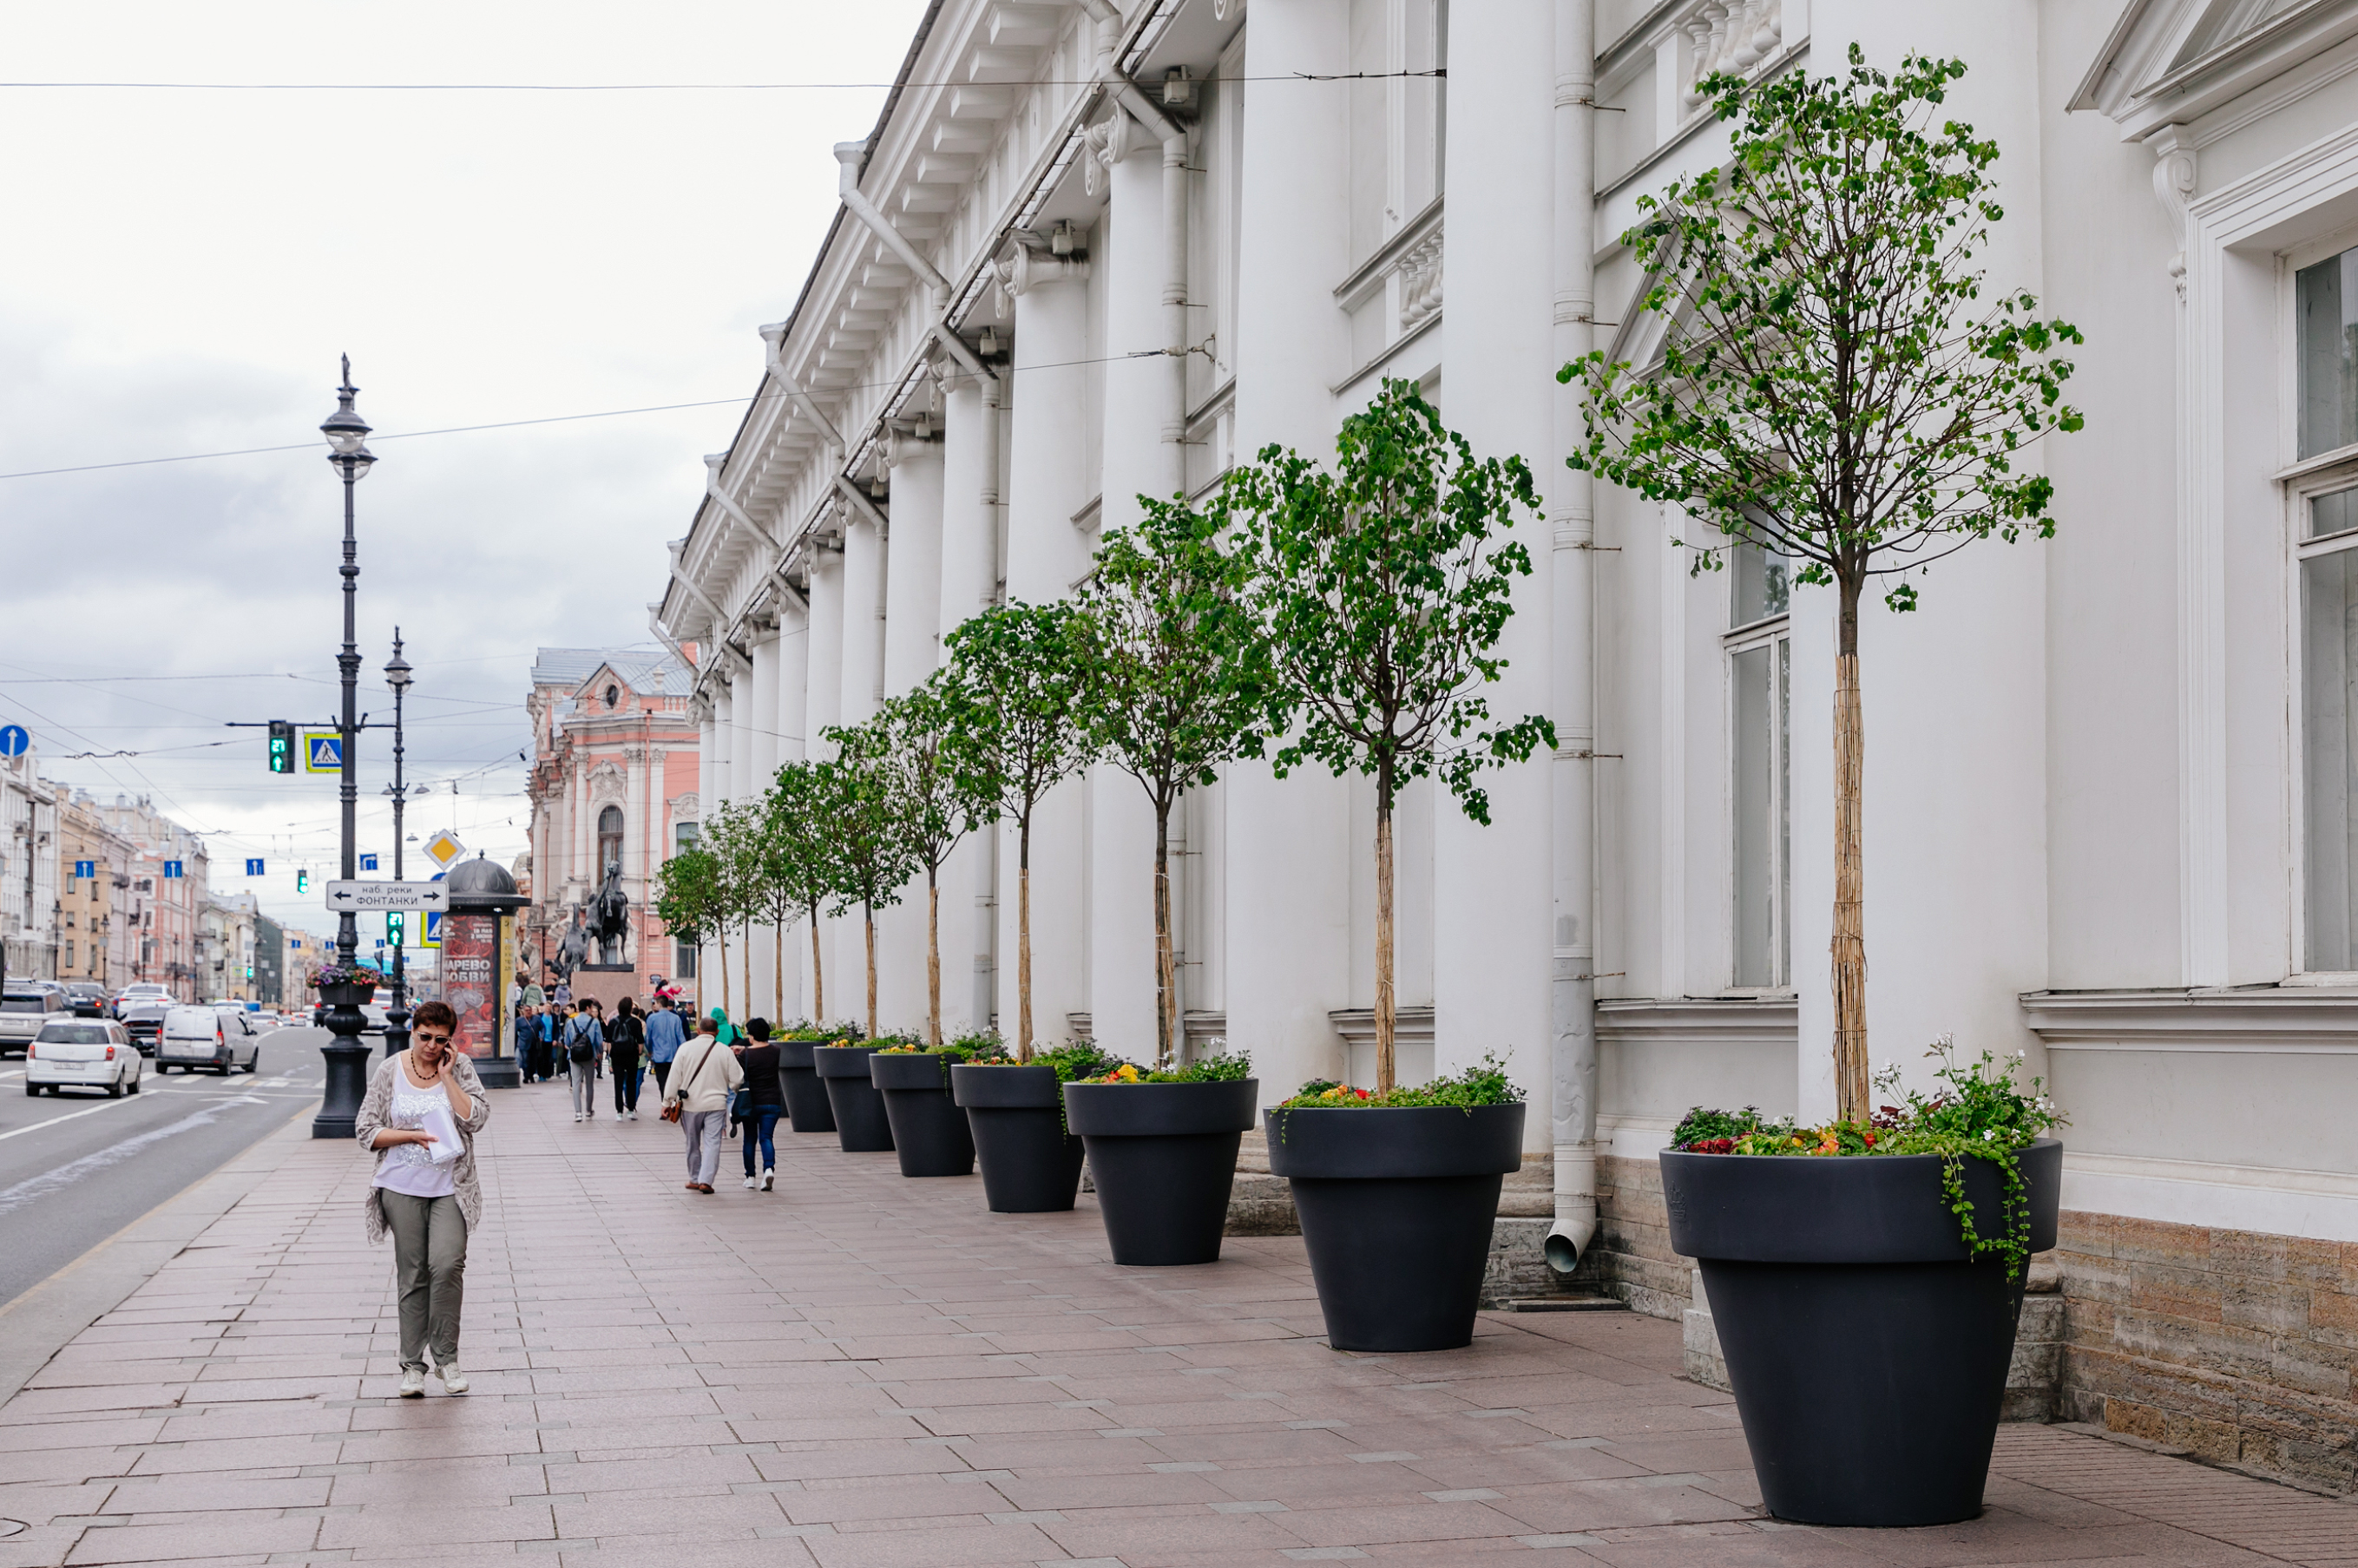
[{"left": 0, "top": 1, "right": 928, "bottom": 944}]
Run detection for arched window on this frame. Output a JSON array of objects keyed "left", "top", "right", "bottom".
[{"left": 597, "top": 805, "right": 624, "bottom": 876}]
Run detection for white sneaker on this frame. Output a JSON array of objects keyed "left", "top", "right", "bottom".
[
  {"left": 398, "top": 1366, "right": 426, "bottom": 1398},
  {"left": 761, "top": 1169, "right": 775, "bottom": 1191},
  {"left": 744, "top": 1175, "right": 759, "bottom": 1189},
  {"left": 614, "top": 1112, "right": 625, "bottom": 1121},
  {"left": 627, "top": 1111, "right": 638, "bottom": 1119},
  {"left": 433, "top": 1360, "right": 469, "bottom": 1394},
  {"left": 573, "top": 1113, "right": 581, "bottom": 1123}
]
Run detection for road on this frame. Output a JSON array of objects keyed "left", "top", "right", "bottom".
[{"left": 0, "top": 1025, "right": 332, "bottom": 1308}]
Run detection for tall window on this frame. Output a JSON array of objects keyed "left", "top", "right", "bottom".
[
  {"left": 596, "top": 805, "right": 624, "bottom": 876},
  {"left": 673, "top": 821, "right": 699, "bottom": 856},
  {"left": 1729, "top": 543, "right": 1791, "bottom": 989},
  {"left": 2296, "top": 241, "right": 2358, "bottom": 969},
  {"left": 674, "top": 938, "right": 698, "bottom": 979}
]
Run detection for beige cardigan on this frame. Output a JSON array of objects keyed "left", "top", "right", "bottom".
[
  {"left": 666, "top": 1035, "right": 743, "bottom": 1113},
  {"left": 354, "top": 1052, "right": 489, "bottom": 1243}
]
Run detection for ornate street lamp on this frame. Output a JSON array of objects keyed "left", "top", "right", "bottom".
[
  {"left": 313, "top": 357, "right": 377, "bottom": 1138},
  {"left": 381, "top": 633, "right": 413, "bottom": 1059}
]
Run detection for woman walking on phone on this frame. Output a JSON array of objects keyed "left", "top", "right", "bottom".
[{"left": 355, "top": 1000, "right": 489, "bottom": 1397}]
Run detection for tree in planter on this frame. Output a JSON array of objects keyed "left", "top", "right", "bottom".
[
  {"left": 652, "top": 843, "right": 726, "bottom": 1014},
  {"left": 870, "top": 678, "right": 997, "bottom": 1048},
  {"left": 817, "top": 716, "right": 923, "bottom": 1043},
  {"left": 699, "top": 797, "right": 765, "bottom": 1022},
  {"left": 764, "top": 758, "right": 842, "bottom": 1024},
  {"left": 1560, "top": 49, "right": 2083, "bottom": 1121},
  {"left": 1073, "top": 502, "right": 1283, "bottom": 1068},
  {"left": 1225, "top": 377, "right": 1555, "bottom": 1093},
  {"left": 939, "top": 602, "right": 1094, "bottom": 1060}
]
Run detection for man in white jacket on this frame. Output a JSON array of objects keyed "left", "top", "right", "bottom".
[{"left": 665, "top": 1016, "right": 743, "bottom": 1193}]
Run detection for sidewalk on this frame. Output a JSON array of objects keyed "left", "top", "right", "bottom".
[{"left": 0, "top": 1076, "right": 2351, "bottom": 1568}]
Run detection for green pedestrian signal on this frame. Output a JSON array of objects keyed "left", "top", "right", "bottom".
[
  {"left": 386, "top": 911, "right": 405, "bottom": 944},
  {"left": 267, "top": 720, "right": 294, "bottom": 774}
]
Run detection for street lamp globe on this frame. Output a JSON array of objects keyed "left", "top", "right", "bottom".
[
  {"left": 384, "top": 646, "right": 412, "bottom": 696},
  {"left": 320, "top": 354, "right": 375, "bottom": 476}
]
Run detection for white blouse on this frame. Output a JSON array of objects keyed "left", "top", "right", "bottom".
[{"left": 374, "top": 1075, "right": 458, "bottom": 1199}]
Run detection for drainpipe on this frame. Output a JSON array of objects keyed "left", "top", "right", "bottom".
[
  {"left": 705, "top": 453, "right": 779, "bottom": 574},
  {"left": 831, "top": 144, "right": 997, "bottom": 388},
  {"left": 1544, "top": 0, "right": 1601, "bottom": 1276},
  {"left": 759, "top": 321, "right": 895, "bottom": 539}
]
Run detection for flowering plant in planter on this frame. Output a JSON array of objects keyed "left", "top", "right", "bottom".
[
  {"left": 1278, "top": 1055, "right": 1522, "bottom": 1112},
  {"left": 778, "top": 1020, "right": 864, "bottom": 1043},
  {"left": 1672, "top": 1038, "right": 2066, "bottom": 1278},
  {"left": 970, "top": 1039, "right": 1117, "bottom": 1080},
  {"left": 1080, "top": 1051, "right": 1251, "bottom": 1086},
  {"left": 310, "top": 964, "right": 384, "bottom": 989}
]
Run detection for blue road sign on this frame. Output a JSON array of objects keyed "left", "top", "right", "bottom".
[
  {"left": 0, "top": 725, "right": 28, "bottom": 758},
  {"left": 304, "top": 732, "right": 343, "bottom": 773},
  {"left": 360, "top": 853, "right": 378, "bottom": 872},
  {"left": 72, "top": 860, "right": 95, "bottom": 880},
  {"left": 245, "top": 858, "right": 265, "bottom": 876},
  {"left": 422, "top": 909, "right": 442, "bottom": 949},
  {"left": 161, "top": 860, "right": 183, "bottom": 879}
]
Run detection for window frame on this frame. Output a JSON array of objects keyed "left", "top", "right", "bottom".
[{"left": 1724, "top": 546, "right": 1794, "bottom": 995}]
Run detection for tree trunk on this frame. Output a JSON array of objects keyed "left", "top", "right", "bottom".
[
  {"left": 717, "top": 925, "right": 731, "bottom": 1017},
  {"left": 773, "top": 914, "right": 784, "bottom": 1023},
  {"left": 808, "top": 900, "right": 825, "bottom": 1022},
  {"left": 864, "top": 904, "right": 879, "bottom": 1042},
  {"left": 1017, "top": 817, "right": 1034, "bottom": 1062},
  {"left": 1832, "top": 573, "right": 1869, "bottom": 1123},
  {"left": 1375, "top": 797, "right": 1396, "bottom": 1094},
  {"left": 927, "top": 870, "right": 943, "bottom": 1048},
  {"left": 1153, "top": 801, "right": 1176, "bottom": 1070},
  {"left": 741, "top": 922, "right": 752, "bottom": 1025}
]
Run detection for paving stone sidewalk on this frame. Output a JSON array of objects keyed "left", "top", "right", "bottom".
[{"left": 0, "top": 1074, "right": 2352, "bottom": 1568}]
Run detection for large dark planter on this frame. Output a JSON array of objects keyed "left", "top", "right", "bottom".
[
  {"left": 316, "top": 981, "right": 378, "bottom": 1008},
  {"left": 1265, "top": 1103, "right": 1525, "bottom": 1352},
  {"left": 954, "top": 1063, "right": 1085, "bottom": 1212},
  {"left": 775, "top": 1039, "right": 837, "bottom": 1132},
  {"left": 870, "top": 1052, "right": 976, "bottom": 1177},
  {"left": 1661, "top": 1138, "right": 2065, "bottom": 1528},
  {"left": 812, "top": 1046, "right": 893, "bottom": 1152},
  {"left": 1061, "top": 1079, "right": 1258, "bottom": 1265}
]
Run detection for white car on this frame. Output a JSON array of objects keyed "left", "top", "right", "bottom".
[
  {"left": 156, "top": 1005, "right": 264, "bottom": 1075},
  {"left": 26, "top": 1020, "right": 142, "bottom": 1097},
  {"left": 0, "top": 989, "right": 70, "bottom": 1057}
]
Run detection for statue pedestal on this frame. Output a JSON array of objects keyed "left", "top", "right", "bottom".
[{"left": 563, "top": 965, "right": 643, "bottom": 1013}]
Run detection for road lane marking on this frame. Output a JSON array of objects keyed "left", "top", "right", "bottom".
[{"left": 0, "top": 1100, "right": 265, "bottom": 1218}]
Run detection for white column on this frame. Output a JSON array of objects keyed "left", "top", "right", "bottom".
[
  {"left": 1089, "top": 144, "right": 1178, "bottom": 1058},
  {"left": 840, "top": 514, "right": 886, "bottom": 728},
  {"left": 773, "top": 600, "right": 810, "bottom": 1021},
  {"left": 1225, "top": 0, "right": 1355, "bottom": 1099},
  {"left": 805, "top": 543, "right": 851, "bottom": 1019},
  {"left": 745, "top": 632, "right": 781, "bottom": 1014},
  {"left": 941, "top": 374, "right": 1001, "bottom": 1034},
  {"left": 1438, "top": 0, "right": 1556, "bottom": 1139},
  {"left": 881, "top": 433, "right": 946, "bottom": 1033}
]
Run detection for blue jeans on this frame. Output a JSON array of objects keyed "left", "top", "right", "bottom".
[{"left": 741, "top": 1106, "right": 781, "bottom": 1176}]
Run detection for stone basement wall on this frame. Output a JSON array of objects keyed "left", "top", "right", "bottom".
[{"left": 2053, "top": 1210, "right": 2358, "bottom": 1496}]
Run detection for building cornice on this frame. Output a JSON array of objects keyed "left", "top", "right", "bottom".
[{"left": 2022, "top": 987, "right": 2358, "bottom": 1053}]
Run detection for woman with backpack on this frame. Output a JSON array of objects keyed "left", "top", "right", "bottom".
[
  {"left": 608, "top": 997, "right": 647, "bottom": 1120},
  {"left": 562, "top": 1001, "right": 605, "bottom": 1124},
  {"left": 663, "top": 1014, "right": 742, "bottom": 1193}
]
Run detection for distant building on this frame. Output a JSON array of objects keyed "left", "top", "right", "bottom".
[
  {"left": 1, "top": 751, "right": 59, "bottom": 981},
  {"left": 101, "top": 795, "right": 208, "bottom": 1001},
  {"left": 200, "top": 893, "right": 259, "bottom": 1002},
  {"left": 522, "top": 648, "right": 700, "bottom": 1003},
  {"left": 56, "top": 790, "right": 131, "bottom": 988},
  {"left": 253, "top": 914, "right": 285, "bottom": 1005}
]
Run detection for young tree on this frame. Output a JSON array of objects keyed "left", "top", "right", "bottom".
[
  {"left": 939, "top": 602, "right": 1094, "bottom": 1060},
  {"left": 764, "top": 759, "right": 841, "bottom": 1023},
  {"left": 871, "top": 678, "right": 996, "bottom": 1047},
  {"left": 1225, "top": 377, "right": 1555, "bottom": 1093},
  {"left": 1073, "top": 501, "right": 1283, "bottom": 1067},
  {"left": 1561, "top": 50, "right": 2083, "bottom": 1121},
  {"left": 698, "top": 799, "right": 764, "bottom": 1020},
  {"left": 818, "top": 716, "right": 922, "bottom": 1042},
  {"left": 652, "top": 843, "right": 726, "bottom": 1016}
]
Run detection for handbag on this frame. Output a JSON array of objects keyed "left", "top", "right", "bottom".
[{"left": 662, "top": 1040, "right": 713, "bottom": 1124}]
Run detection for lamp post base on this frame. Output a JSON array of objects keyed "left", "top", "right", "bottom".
[
  {"left": 313, "top": 984, "right": 377, "bottom": 1138},
  {"left": 474, "top": 1057, "right": 522, "bottom": 1091}
]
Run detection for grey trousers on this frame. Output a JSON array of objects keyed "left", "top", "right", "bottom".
[
  {"left": 378, "top": 1190, "right": 467, "bottom": 1372},
  {"left": 680, "top": 1109, "right": 726, "bottom": 1184},
  {"left": 568, "top": 1060, "right": 599, "bottom": 1118}
]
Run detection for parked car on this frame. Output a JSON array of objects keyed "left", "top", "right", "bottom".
[
  {"left": 156, "top": 1005, "right": 263, "bottom": 1075},
  {"left": 61, "top": 982, "right": 109, "bottom": 1019},
  {"left": 118, "top": 1003, "right": 171, "bottom": 1054},
  {"left": 26, "top": 1020, "right": 141, "bottom": 1097},
  {"left": 0, "top": 987, "right": 70, "bottom": 1057}
]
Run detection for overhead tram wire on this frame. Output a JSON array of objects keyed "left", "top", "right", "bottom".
[{"left": 0, "top": 71, "right": 1441, "bottom": 91}]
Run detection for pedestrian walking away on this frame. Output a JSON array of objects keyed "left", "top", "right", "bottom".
[
  {"left": 562, "top": 1001, "right": 605, "bottom": 1123},
  {"left": 664, "top": 1015, "right": 742, "bottom": 1192},
  {"left": 608, "top": 996, "right": 647, "bottom": 1119},
  {"left": 644, "top": 993, "right": 686, "bottom": 1098},
  {"left": 354, "top": 1000, "right": 488, "bottom": 1398},
  {"left": 733, "top": 1017, "right": 785, "bottom": 1191}
]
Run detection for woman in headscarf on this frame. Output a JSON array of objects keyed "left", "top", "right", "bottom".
[{"left": 706, "top": 1007, "right": 741, "bottom": 1046}]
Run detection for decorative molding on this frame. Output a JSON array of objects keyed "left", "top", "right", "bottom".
[
  {"left": 1328, "top": 1006, "right": 1436, "bottom": 1047},
  {"left": 2022, "top": 987, "right": 2358, "bottom": 1053},
  {"left": 669, "top": 792, "right": 701, "bottom": 822},
  {"left": 586, "top": 760, "right": 626, "bottom": 802},
  {"left": 1594, "top": 995, "right": 1799, "bottom": 1047},
  {"left": 2148, "top": 124, "right": 2198, "bottom": 299}
]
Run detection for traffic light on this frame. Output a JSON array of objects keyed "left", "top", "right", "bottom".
[
  {"left": 266, "top": 721, "right": 294, "bottom": 774},
  {"left": 386, "top": 911, "right": 405, "bottom": 946},
  {"left": 296, "top": 869, "right": 309, "bottom": 894}
]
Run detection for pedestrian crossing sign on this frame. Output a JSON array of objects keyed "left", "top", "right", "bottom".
[
  {"left": 421, "top": 910, "right": 443, "bottom": 949},
  {"left": 303, "top": 732, "right": 343, "bottom": 772}
]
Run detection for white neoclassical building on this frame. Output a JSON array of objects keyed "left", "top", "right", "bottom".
[{"left": 656, "top": 0, "right": 2358, "bottom": 1486}]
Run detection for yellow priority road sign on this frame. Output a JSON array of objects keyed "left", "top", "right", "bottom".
[{"left": 424, "top": 830, "right": 466, "bottom": 869}]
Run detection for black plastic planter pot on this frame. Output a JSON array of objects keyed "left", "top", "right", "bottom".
[
  {"left": 1660, "top": 1138, "right": 2065, "bottom": 1528},
  {"left": 811, "top": 1046, "right": 894, "bottom": 1152},
  {"left": 953, "top": 1064, "right": 1086, "bottom": 1212},
  {"left": 1061, "top": 1079, "right": 1258, "bottom": 1265},
  {"left": 869, "top": 1052, "right": 976, "bottom": 1177},
  {"left": 1265, "top": 1103, "right": 1526, "bottom": 1352},
  {"left": 775, "top": 1040, "right": 837, "bottom": 1133}
]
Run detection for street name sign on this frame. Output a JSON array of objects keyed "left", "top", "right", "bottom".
[{"left": 324, "top": 880, "right": 450, "bottom": 914}]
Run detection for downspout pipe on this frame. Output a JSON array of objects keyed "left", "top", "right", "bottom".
[
  {"left": 1545, "top": 0, "right": 1601, "bottom": 1276},
  {"left": 759, "top": 321, "right": 896, "bottom": 538},
  {"left": 831, "top": 142, "right": 997, "bottom": 387}
]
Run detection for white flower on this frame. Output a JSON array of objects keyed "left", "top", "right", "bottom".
[{"left": 1982, "top": 1129, "right": 1996, "bottom": 1141}]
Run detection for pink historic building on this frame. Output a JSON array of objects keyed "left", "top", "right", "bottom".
[{"left": 522, "top": 648, "right": 701, "bottom": 1006}]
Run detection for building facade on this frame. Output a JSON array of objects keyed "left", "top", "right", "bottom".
[
  {"left": 522, "top": 649, "right": 701, "bottom": 1003},
  {"left": 57, "top": 791, "right": 134, "bottom": 990},
  {"left": 198, "top": 892, "right": 259, "bottom": 1003},
  {"left": 100, "top": 794, "right": 208, "bottom": 1001},
  {"left": 1, "top": 751, "right": 59, "bottom": 981},
  {"left": 656, "top": 0, "right": 2358, "bottom": 1489}
]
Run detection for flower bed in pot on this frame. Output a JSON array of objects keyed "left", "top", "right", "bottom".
[
  {"left": 1266, "top": 1060, "right": 1525, "bottom": 1352},
  {"left": 871, "top": 1036, "right": 989, "bottom": 1178},
  {"left": 1061, "top": 1054, "right": 1256, "bottom": 1265},
  {"left": 776, "top": 1023, "right": 859, "bottom": 1132},
  {"left": 1661, "top": 1041, "right": 2066, "bottom": 1528},
  {"left": 953, "top": 1040, "right": 1117, "bottom": 1212},
  {"left": 812, "top": 1040, "right": 894, "bottom": 1152}
]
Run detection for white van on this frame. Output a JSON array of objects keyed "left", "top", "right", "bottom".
[{"left": 157, "top": 1005, "right": 262, "bottom": 1075}]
